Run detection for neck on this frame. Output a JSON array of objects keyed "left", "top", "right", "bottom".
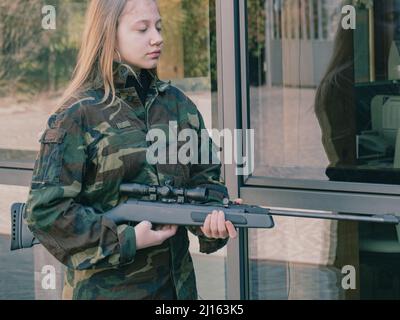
[
  {"left": 112, "top": 60, "right": 158, "bottom": 90},
  {"left": 113, "top": 61, "right": 139, "bottom": 84},
  {"left": 124, "top": 62, "right": 142, "bottom": 75}
]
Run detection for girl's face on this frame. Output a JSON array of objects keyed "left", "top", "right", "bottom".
[{"left": 116, "top": 0, "right": 163, "bottom": 69}]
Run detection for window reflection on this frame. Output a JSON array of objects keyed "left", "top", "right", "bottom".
[
  {"left": 249, "top": 0, "right": 340, "bottom": 180},
  {"left": 0, "top": 0, "right": 218, "bottom": 153},
  {"left": 248, "top": 0, "right": 400, "bottom": 300},
  {"left": 0, "top": 1, "right": 88, "bottom": 160},
  {"left": 320, "top": 0, "right": 400, "bottom": 184},
  {"left": 249, "top": 0, "right": 400, "bottom": 184}
]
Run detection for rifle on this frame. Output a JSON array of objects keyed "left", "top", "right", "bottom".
[{"left": 10, "top": 183, "right": 275, "bottom": 251}]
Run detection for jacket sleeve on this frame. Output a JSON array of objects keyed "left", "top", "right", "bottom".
[
  {"left": 25, "top": 111, "right": 136, "bottom": 270},
  {"left": 183, "top": 96, "right": 229, "bottom": 254}
]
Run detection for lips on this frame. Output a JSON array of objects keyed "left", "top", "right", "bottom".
[{"left": 147, "top": 50, "right": 161, "bottom": 58}]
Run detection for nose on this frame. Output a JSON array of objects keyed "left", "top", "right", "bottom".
[{"left": 150, "top": 29, "right": 163, "bottom": 47}]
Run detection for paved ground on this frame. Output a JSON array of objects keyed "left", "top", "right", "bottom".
[
  {"left": 0, "top": 235, "right": 34, "bottom": 300},
  {"left": 0, "top": 233, "right": 229, "bottom": 300},
  {"left": 0, "top": 229, "right": 345, "bottom": 300}
]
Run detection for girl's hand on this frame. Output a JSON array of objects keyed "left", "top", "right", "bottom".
[
  {"left": 200, "top": 208, "right": 240, "bottom": 240},
  {"left": 134, "top": 221, "right": 178, "bottom": 250},
  {"left": 200, "top": 199, "right": 243, "bottom": 240},
  {"left": 233, "top": 198, "right": 243, "bottom": 205}
]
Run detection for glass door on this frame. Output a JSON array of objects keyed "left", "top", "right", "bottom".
[{"left": 243, "top": 0, "right": 400, "bottom": 299}]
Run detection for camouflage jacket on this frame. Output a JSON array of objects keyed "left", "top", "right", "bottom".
[{"left": 25, "top": 62, "right": 229, "bottom": 300}]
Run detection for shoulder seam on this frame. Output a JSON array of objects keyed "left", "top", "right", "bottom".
[{"left": 65, "top": 97, "right": 97, "bottom": 111}]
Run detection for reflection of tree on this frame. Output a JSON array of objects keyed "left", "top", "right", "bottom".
[
  {"left": 0, "top": 0, "right": 87, "bottom": 97},
  {"left": 248, "top": 0, "right": 266, "bottom": 86},
  {"left": 163, "top": 0, "right": 217, "bottom": 90},
  {"left": 0, "top": 0, "right": 217, "bottom": 97},
  {"left": 181, "top": 0, "right": 210, "bottom": 78}
]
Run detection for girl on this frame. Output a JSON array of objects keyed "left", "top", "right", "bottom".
[{"left": 26, "top": 0, "right": 239, "bottom": 300}]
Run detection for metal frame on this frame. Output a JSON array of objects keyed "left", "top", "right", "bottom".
[
  {"left": 241, "top": 187, "right": 400, "bottom": 216},
  {"left": 0, "top": 167, "right": 33, "bottom": 187},
  {"left": 244, "top": 175, "right": 400, "bottom": 196},
  {"left": 216, "top": 0, "right": 245, "bottom": 300},
  {"left": 237, "top": 0, "right": 250, "bottom": 300}
]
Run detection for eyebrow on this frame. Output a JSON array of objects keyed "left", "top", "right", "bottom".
[{"left": 133, "top": 19, "right": 162, "bottom": 24}]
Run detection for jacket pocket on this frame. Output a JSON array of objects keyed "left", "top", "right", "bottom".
[{"left": 33, "top": 128, "right": 67, "bottom": 184}]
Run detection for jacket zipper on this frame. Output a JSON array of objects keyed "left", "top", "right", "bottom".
[
  {"left": 145, "top": 88, "right": 178, "bottom": 298},
  {"left": 145, "top": 89, "right": 161, "bottom": 187}
]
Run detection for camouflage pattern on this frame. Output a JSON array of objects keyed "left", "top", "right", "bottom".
[{"left": 25, "top": 61, "right": 229, "bottom": 300}]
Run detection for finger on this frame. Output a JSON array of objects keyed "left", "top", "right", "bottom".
[
  {"left": 157, "top": 225, "right": 178, "bottom": 241},
  {"left": 234, "top": 198, "right": 243, "bottom": 205},
  {"left": 225, "top": 220, "right": 238, "bottom": 239},
  {"left": 217, "top": 211, "right": 228, "bottom": 239},
  {"left": 200, "top": 213, "right": 212, "bottom": 237},
  {"left": 139, "top": 221, "right": 152, "bottom": 230},
  {"left": 210, "top": 211, "right": 219, "bottom": 238},
  {"left": 165, "top": 225, "right": 178, "bottom": 233}
]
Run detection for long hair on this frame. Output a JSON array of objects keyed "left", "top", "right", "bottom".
[
  {"left": 314, "top": 19, "right": 355, "bottom": 116},
  {"left": 314, "top": 0, "right": 356, "bottom": 166},
  {"left": 59, "top": 0, "right": 156, "bottom": 109}
]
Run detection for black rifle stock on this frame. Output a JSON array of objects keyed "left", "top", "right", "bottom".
[
  {"left": 11, "top": 202, "right": 40, "bottom": 251},
  {"left": 10, "top": 183, "right": 274, "bottom": 251}
]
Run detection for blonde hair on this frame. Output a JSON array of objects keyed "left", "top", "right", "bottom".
[
  {"left": 314, "top": 1, "right": 354, "bottom": 116},
  {"left": 58, "top": 0, "right": 156, "bottom": 109}
]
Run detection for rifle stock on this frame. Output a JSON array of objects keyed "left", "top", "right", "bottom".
[{"left": 11, "top": 203, "right": 39, "bottom": 251}]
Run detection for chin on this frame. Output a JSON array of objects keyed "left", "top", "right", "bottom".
[{"left": 145, "top": 62, "right": 159, "bottom": 70}]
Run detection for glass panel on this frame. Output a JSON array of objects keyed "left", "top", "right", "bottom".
[
  {"left": 0, "top": 0, "right": 218, "bottom": 156},
  {"left": 158, "top": 0, "right": 227, "bottom": 300},
  {"left": 248, "top": 0, "right": 400, "bottom": 300},
  {"left": 0, "top": 0, "right": 224, "bottom": 300},
  {"left": 249, "top": 213, "right": 361, "bottom": 300},
  {"left": 0, "top": 1, "right": 87, "bottom": 164},
  {"left": 249, "top": 0, "right": 400, "bottom": 184}
]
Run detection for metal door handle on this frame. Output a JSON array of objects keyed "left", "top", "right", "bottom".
[{"left": 268, "top": 209, "right": 400, "bottom": 224}]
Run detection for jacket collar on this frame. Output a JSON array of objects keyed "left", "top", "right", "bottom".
[{"left": 112, "top": 61, "right": 171, "bottom": 94}]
